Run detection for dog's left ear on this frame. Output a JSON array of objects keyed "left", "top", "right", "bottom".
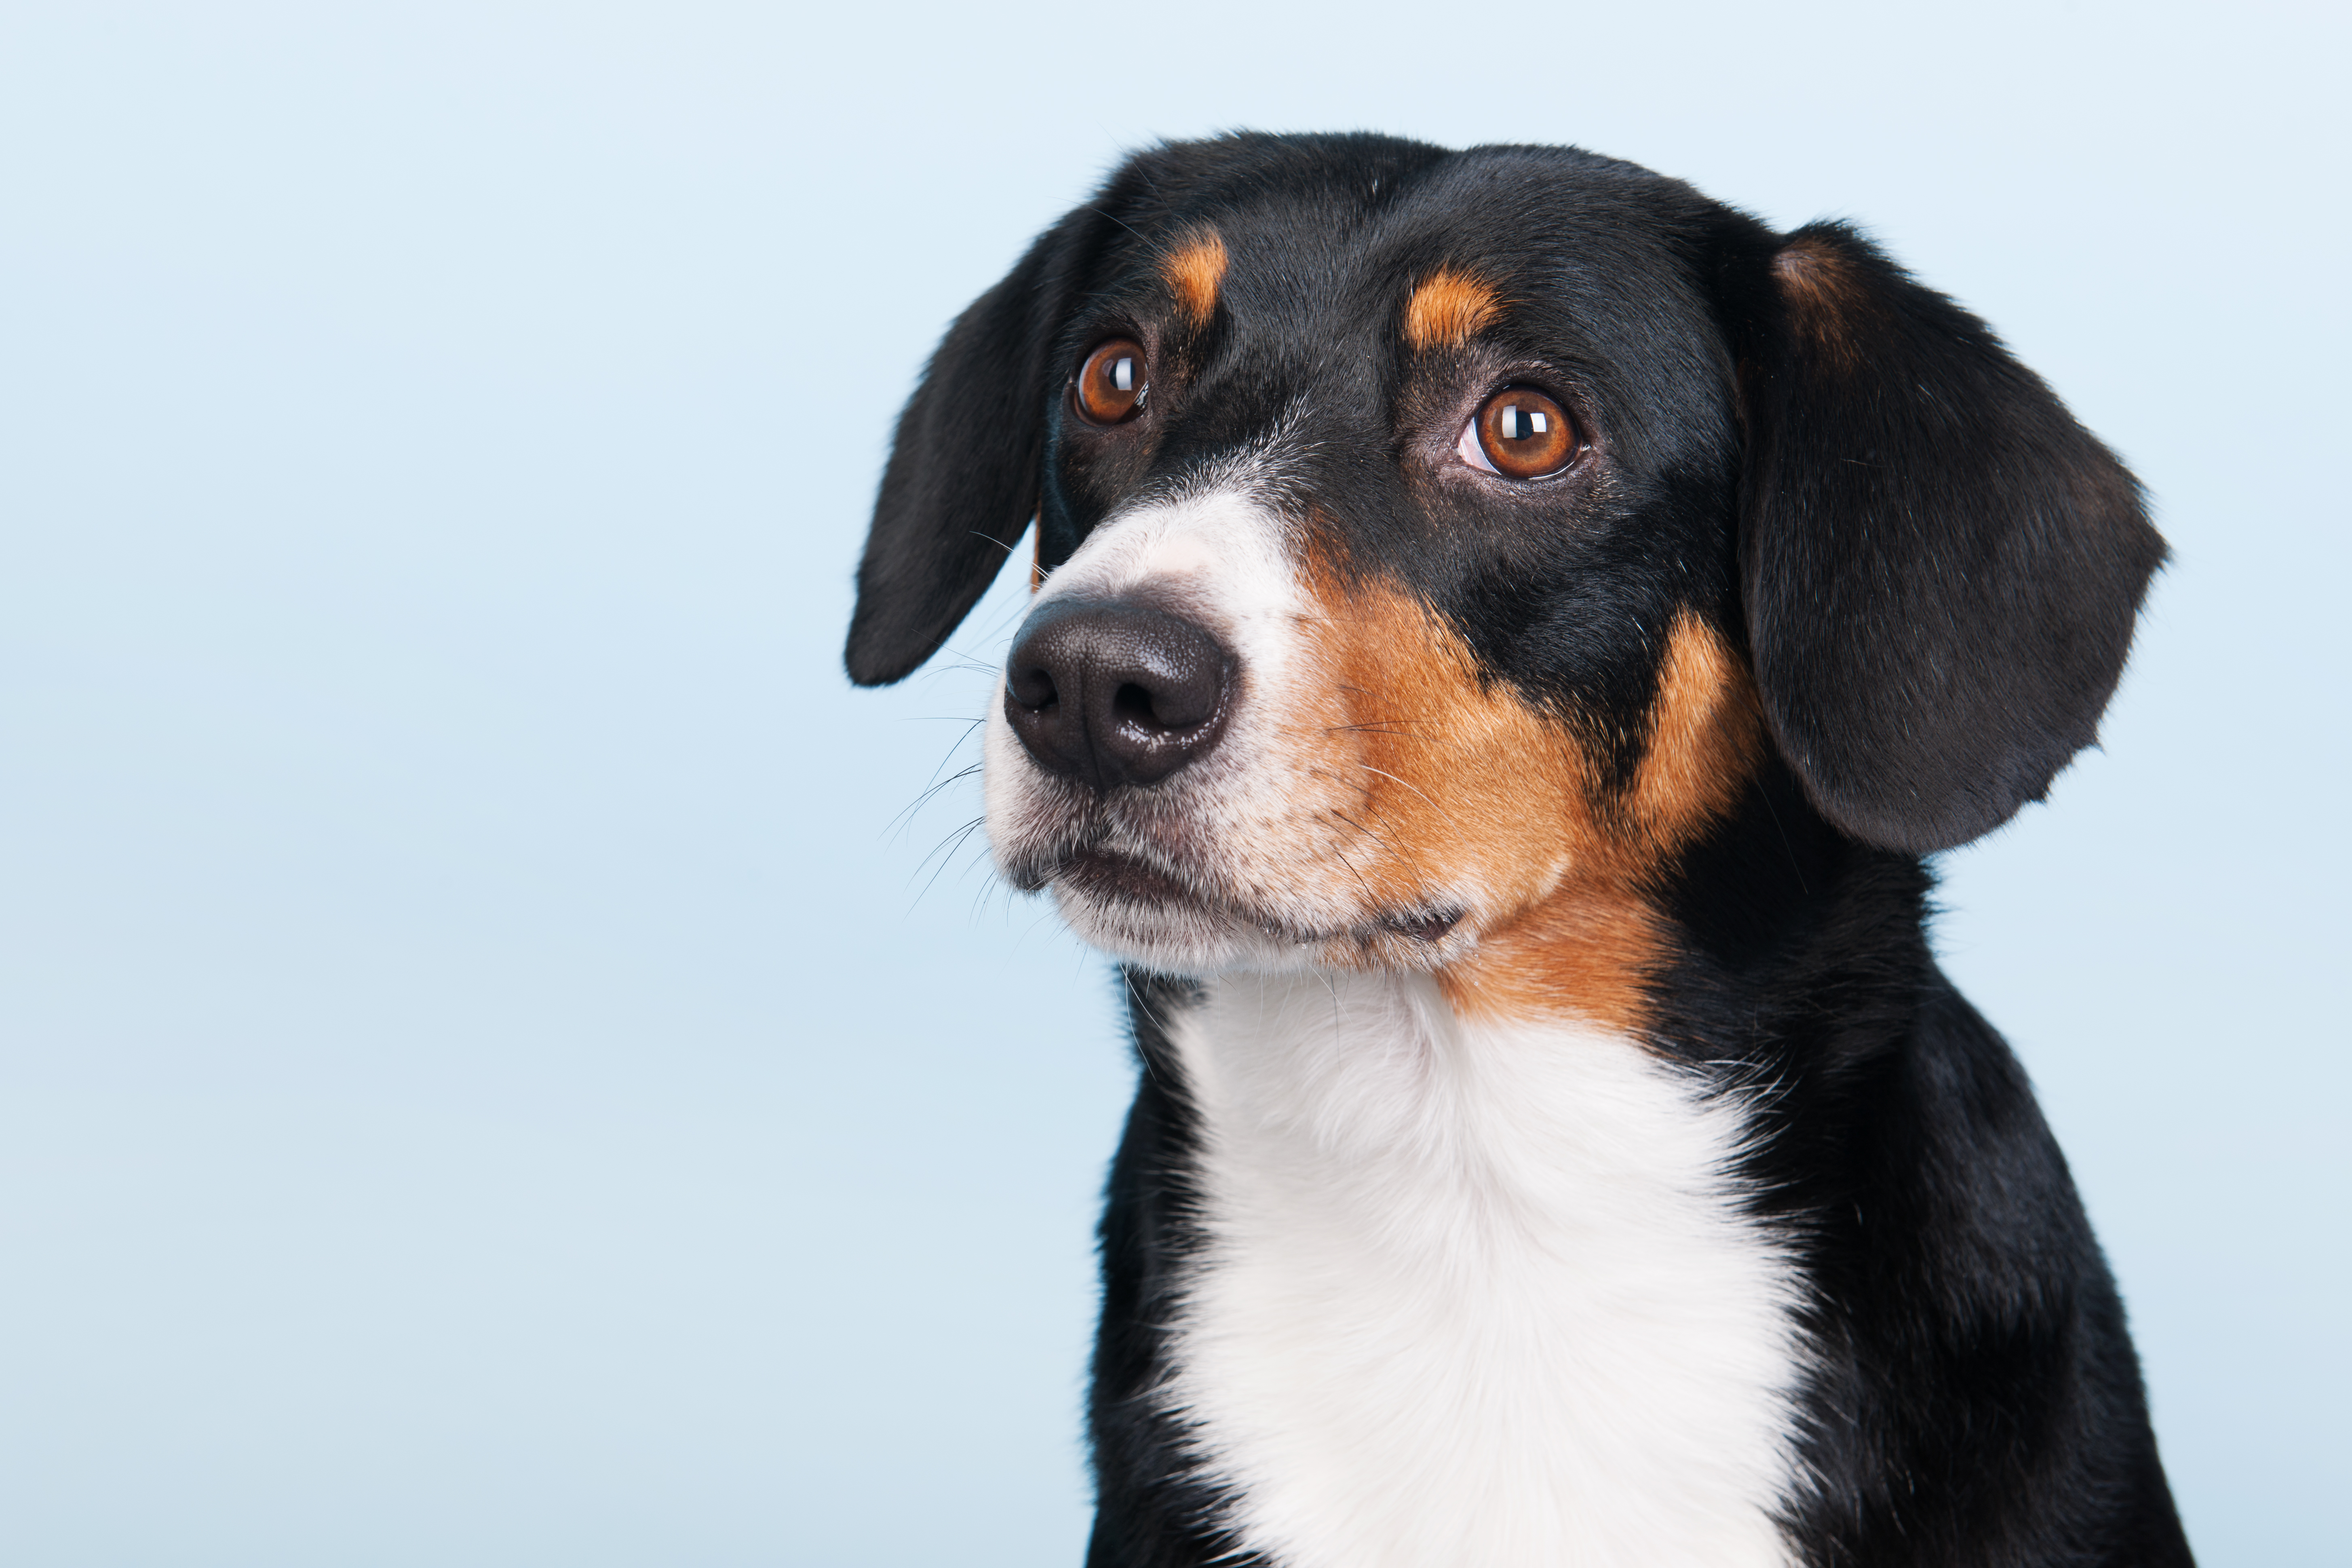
[
  {"left": 844, "top": 209, "right": 1106, "bottom": 687},
  {"left": 1736, "top": 222, "right": 2166, "bottom": 854}
]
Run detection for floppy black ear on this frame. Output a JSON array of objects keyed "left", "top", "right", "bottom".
[
  {"left": 1737, "top": 222, "right": 2166, "bottom": 854},
  {"left": 844, "top": 210, "right": 1104, "bottom": 686}
]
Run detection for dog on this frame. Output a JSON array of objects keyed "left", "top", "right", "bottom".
[{"left": 845, "top": 133, "right": 2192, "bottom": 1568}]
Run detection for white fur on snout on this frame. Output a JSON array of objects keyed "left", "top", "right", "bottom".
[
  {"left": 984, "top": 483, "right": 1378, "bottom": 974},
  {"left": 1025, "top": 485, "right": 1304, "bottom": 652}
]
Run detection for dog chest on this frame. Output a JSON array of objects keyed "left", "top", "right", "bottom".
[{"left": 1160, "top": 971, "right": 1806, "bottom": 1568}]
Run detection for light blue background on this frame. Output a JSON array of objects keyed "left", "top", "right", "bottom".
[{"left": 2, "top": 2, "right": 2343, "bottom": 1563}]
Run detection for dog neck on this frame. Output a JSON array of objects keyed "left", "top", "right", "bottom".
[{"left": 1151, "top": 967, "right": 1808, "bottom": 1568}]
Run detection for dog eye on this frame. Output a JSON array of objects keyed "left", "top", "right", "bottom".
[
  {"left": 1074, "top": 339, "right": 1148, "bottom": 425},
  {"left": 1459, "top": 388, "right": 1578, "bottom": 479}
]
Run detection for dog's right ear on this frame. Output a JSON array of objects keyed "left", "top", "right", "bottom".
[
  {"left": 1730, "top": 222, "right": 2166, "bottom": 853},
  {"left": 844, "top": 210, "right": 1108, "bottom": 687}
]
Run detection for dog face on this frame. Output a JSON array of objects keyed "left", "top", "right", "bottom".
[
  {"left": 977, "top": 160, "right": 1762, "bottom": 1015},
  {"left": 850, "top": 134, "right": 2160, "bottom": 1026}
]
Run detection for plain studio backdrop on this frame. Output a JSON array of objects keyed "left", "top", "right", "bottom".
[{"left": 1, "top": 2, "right": 2344, "bottom": 1563}]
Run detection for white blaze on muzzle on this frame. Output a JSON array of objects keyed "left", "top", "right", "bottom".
[{"left": 983, "top": 484, "right": 1350, "bottom": 974}]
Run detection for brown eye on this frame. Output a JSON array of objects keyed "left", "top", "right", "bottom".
[
  {"left": 1075, "top": 338, "right": 1148, "bottom": 425},
  {"left": 1464, "top": 387, "right": 1578, "bottom": 479}
]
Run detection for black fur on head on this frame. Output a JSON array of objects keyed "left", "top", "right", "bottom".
[{"left": 845, "top": 135, "right": 2164, "bottom": 855}]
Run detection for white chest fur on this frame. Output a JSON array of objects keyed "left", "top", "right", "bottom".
[{"left": 1161, "top": 972, "right": 1806, "bottom": 1568}]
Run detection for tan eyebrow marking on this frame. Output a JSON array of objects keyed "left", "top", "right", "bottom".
[
  {"left": 1403, "top": 267, "right": 1504, "bottom": 349},
  {"left": 1161, "top": 229, "right": 1228, "bottom": 325}
]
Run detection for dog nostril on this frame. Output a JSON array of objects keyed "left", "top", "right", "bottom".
[
  {"left": 1126, "top": 669, "right": 1218, "bottom": 731},
  {"left": 1112, "top": 682, "right": 1157, "bottom": 726},
  {"left": 1010, "top": 666, "right": 1060, "bottom": 712}
]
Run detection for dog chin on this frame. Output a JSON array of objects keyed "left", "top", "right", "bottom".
[{"left": 1050, "top": 882, "right": 1327, "bottom": 976}]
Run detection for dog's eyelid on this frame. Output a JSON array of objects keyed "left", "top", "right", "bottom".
[{"left": 1455, "top": 417, "right": 1499, "bottom": 473}]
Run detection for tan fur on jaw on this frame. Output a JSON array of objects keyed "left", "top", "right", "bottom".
[{"left": 1294, "top": 555, "right": 1763, "bottom": 1030}]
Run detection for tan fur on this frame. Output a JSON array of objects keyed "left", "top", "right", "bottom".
[
  {"left": 1403, "top": 268, "right": 1504, "bottom": 350},
  {"left": 1162, "top": 230, "right": 1228, "bottom": 326},
  {"left": 1631, "top": 613, "right": 1766, "bottom": 845},
  {"left": 1293, "top": 558, "right": 1761, "bottom": 1030},
  {"left": 1773, "top": 236, "right": 1871, "bottom": 371}
]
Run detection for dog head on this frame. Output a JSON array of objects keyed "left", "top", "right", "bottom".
[{"left": 847, "top": 134, "right": 2161, "bottom": 1023}]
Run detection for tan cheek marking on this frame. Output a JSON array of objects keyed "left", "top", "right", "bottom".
[
  {"left": 1297, "top": 550, "right": 1595, "bottom": 916},
  {"left": 1299, "top": 558, "right": 1650, "bottom": 1028},
  {"left": 1455, "top": 616, "right": 1762, "bottom": 1031},
  {"left": 1162, "top": 230, "right": 1228, "bottom": 326},
  {"left": 1299, "top": 566, "right": 1761, "bottom": 1033},
  {"left": 1626, "top": 612, "right": 1766, "bottom": 847},
  {"left": 1403, "top": 267, "right": 1503, "bottom": 350}
]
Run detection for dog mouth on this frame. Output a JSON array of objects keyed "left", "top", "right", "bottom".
[
  {"left": 1044, "top": 846, "right": 1462, "bottom": 950},
  {"left": 1387, "top": 909, "right": 1462, "bottom": 942},
  {"left": 1056, "top": 847, "right": 1205, "bottom": 910},
  {"left": 1050, "top": 846, "right": 1314, "bottom": 939}
]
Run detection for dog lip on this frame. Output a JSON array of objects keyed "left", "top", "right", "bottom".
[
  {"left": 1043, "top": 850, "right": 1465, "bottom": 952},
  {"left": 1056, "top": 847, "right": 1200, "bottom": 907},
  {"left": 1386, "top": 909, "right": 1464, "bottom": 942},
  {"left": 1050, "top": 848, "right": 1339, "bottom": 945}
]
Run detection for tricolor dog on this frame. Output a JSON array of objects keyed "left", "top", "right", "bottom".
[{"left": 846, "top": 134, "right": 2191, "bottom": 1568}]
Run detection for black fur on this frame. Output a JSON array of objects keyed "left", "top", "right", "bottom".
[
  {"left": 1724, "top": 222, "right": 2164, "bottom": 853},
  {"left": 1652, "top": 762, "right": 2193, "bottom": 1564},
  {"left": 848, "top": 133, "right": 2186, "bottom": 1566},
  {"left": 847, "top": 206, "right": 1122, "bottom": 686},
  {"left": 1085, "top": 975, "right": 1266, "bottom": 1568}
]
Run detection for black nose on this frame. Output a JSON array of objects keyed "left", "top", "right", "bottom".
[{"left": 1003, "top": 598, "right": 1235, "bottom": 789}]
